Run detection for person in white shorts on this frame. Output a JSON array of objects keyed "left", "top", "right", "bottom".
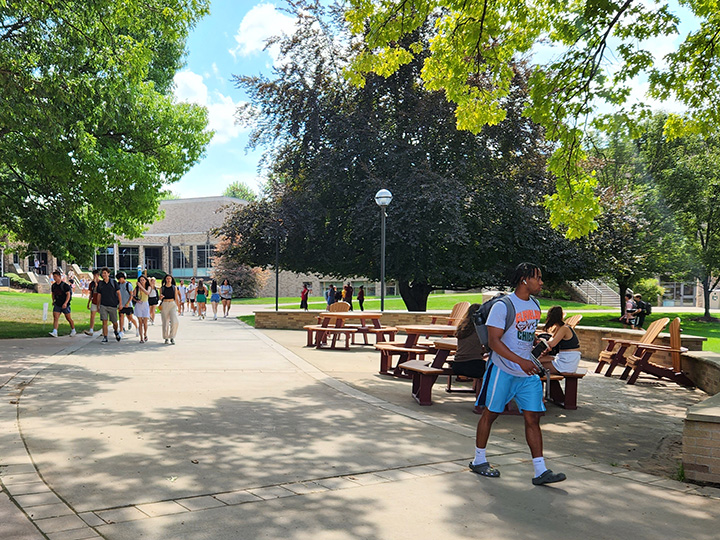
[
  {"left": 178, "top": 280, "right": 187, "bottom": 316},
  {"left": 539, "top": 306, "right": 581, "bottom": 374},
  {"left": 470, "top": 263, "right": 566, "bottom": 486}
]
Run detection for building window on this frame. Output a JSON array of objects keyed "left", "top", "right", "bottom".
[
  {"left": 119, "top": 246, "right": 139, "bottom": 271},
  {"left": 95, "top": 246, "right": 114, "bottom": 270},
  {"left": 197, "top": 244, "right": 215, "bottom": 269},
  {"left": 172, "top": 246, "right": 193, "bottom": 278}
]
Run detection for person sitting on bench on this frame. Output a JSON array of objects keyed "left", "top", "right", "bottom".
[
  {"left": 538, "top": 306, "right": 581, "bottom": 374},
  {"left": 452, "top": 303, "right": 487, "bottom": 379}
]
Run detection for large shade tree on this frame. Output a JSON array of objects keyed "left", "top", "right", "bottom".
[
  {"left": 637, "top": 113, "right": 720, "bottom": 319},
  {"left": 0, "top": 0, "right": 213, "bottom": 263},
  {"left": 345, "top": 0, "right": 720, "bottom": 238},
  {"left": 580, "top": 118, "right": 685, "bottom": 315},
  {"left": 219, "top": 2, "right": 591, "bottom": 310}
]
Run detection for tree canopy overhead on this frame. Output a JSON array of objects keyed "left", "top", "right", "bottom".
[
  {"left": 222, "top": 2, "right": 591, "bottom": 310},
  {"left": 345, "top": 0, "right": 718, "bottom": 238},
  {"left": 0, "top": 0, "right": 212, "bottom": 263}
]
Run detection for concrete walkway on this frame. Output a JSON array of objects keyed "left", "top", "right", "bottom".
[{"left": 1, "top": 310, "right": 720, "bottom": 540}]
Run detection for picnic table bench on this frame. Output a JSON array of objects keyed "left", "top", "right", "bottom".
[{"left": 376, "top": 324, "right": 456, "bottom": 376}]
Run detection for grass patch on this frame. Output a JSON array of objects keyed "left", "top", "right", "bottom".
[
  {"left": 270, "top": 293, "right": 605, "bottom": 312},
  {"left": 0, "top": 290, "right": 93, "bottom": 339},
  {"left": 238, "top": 315, "right": 255, "bottom": 327}
]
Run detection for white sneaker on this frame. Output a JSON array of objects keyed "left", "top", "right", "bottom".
[
  {"left": 119, "top": 331, "right": 125, "bottom": 338},
  {"left": 70, "top": 329, "right": 77, "bottom": 337},
  {"left": 84, "top": 329, "right": 94, "bottom": 336},
  {"left": 214, "top": 315, "right": 217, "bottom": 320},
  {"left": 49, "top": 330, "right": 58, "bottom": 338},
  {"left": 135, "top": 328, "right": 139, "bottom": 337}
]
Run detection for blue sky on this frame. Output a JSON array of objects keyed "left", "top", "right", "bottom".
[
  {"left": 171, "top": 1, "right": 698, "bottom": 199},
  {"left": 171, "top": 1, "right": 297, "bottom": 198}
]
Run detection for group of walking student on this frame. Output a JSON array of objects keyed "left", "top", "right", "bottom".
[{"left": 50, "top": 268, "right": 234, "bottom": 344}]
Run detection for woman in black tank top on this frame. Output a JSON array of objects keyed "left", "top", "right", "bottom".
[{"left": 539, "top": 306, "right": 582, "bottom": 374}]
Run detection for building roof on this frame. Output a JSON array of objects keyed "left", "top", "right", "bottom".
[{"left": 121, "top": 196, "right": 246, "bottom": 241}]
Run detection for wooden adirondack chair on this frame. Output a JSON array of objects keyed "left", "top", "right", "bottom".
[
  {"left": 429, "top": 301, "right": 470, "bottom": 326},
  {"left": 619, "top": 318, "right": 694, "bottom": 386},
  {"left": 595, "top": 317, "right": 670, "bottom": 377},
  {"left": 564, "top": 314, "right": 583, "bottom": 328}
]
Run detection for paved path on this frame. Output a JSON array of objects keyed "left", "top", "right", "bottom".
[{"left": 1, "top": 310, "right": 720, "bottom": 540}]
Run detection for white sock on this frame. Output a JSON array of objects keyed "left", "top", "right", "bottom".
[
  {"left": 532, "top": 457, "right": 547, "bottom": 477},
  {"left": 472, "top": 447, "right": 487, "bottom": 466}
]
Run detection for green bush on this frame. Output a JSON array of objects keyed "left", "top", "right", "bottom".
[
  {"left": 633, "top": 278, "right": 665, "bottom": 306},
  {"left": 145, "top": 269, "right": 167, "bottom": 280},
  {"left": 5, "top": 272, "right": 34, "bottom": 289},
  {"left": 537, "top": 283, "right": 571, "bottom": 301}
]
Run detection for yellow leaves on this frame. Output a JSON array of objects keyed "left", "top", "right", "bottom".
[{"left": 663, "top": 113, "right": 702, "bottom": 140}]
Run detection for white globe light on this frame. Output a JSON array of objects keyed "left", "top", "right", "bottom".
[{"left": 374, "top": 189, "right": 393, "bottom": 207}]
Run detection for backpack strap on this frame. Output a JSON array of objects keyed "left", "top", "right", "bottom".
[{"left": 500, "top": 295, "right": 516, "bottom": 333}]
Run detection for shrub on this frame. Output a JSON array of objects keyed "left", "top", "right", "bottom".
[
  {"left": 5, "top": 272, "right": 34, "bottom": 289},
  {"left": 633, "top": 278, "right": 665, "bottom": 305}
]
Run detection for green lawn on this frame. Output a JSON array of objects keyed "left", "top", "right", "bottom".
[
  {"left": 253, "top": 293, "right": 607, "bottom": 312},
  {"left": 0, "top": 290, "right": 93, "bottom": 339}
]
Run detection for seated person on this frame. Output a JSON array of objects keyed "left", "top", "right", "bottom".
[
  {"left": 452, "top": 303, "right": 487, "bottom": 379},
  {"left": 538, "top": 306, "right": 582, "bottom": 374}
]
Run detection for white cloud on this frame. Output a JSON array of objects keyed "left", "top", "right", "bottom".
[
  {"left": 229, "top": 3, "right": 296, "bottom": 63},
  {"left": 173, "top": 70, "right": 246, "bottom": 145}
]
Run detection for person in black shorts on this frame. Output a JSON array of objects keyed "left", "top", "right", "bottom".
[
  {"left": 96, "top": 267, "right": 122, "bottom": 343},
  {"left": 49, "top": 270, "right": 76, "bottom": 337}
]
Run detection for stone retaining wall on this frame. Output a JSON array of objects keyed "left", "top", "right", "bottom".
[
  {"left": 683, "top": 354, "right": 720, "bottom": 484},
  {"left": 254, "top": 310, "right": 457, "bottom": 330}
]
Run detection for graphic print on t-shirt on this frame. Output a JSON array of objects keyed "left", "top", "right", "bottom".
[{"left": 515, "top": 307, "right": 541, "bottom": 343}]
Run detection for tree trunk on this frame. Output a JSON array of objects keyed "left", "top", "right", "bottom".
[
  {"left": 617, "top": 279, "right": 630, "bottom": 318},
  {"left": 398, "top": 281, "right": 434, "bottom": 311},
  {"left": 701, "top": 275, "right": 711, "bottom": 319}
]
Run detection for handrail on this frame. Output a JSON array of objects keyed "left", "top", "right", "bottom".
[{"left": 570, "top": 280, "right": 619, "bottom": 306}]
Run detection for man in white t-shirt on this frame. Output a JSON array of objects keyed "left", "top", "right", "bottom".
[{"left": 469, "top": 263, "right": 566, "bottom": 486}]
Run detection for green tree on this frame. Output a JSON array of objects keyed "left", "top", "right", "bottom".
[
  {"left": 638, "top": 114, "right": 720, "bottom": 319},
  {"left": 210, "top": 237, "right": 268, "bottom": 298},
  {"left": 0, "top": 0, "right": 213, "bottom": 264},
  {"left": 223, "top": 180, "right": 257, "bottom": 202},
  {"left": 221, "top": 2, "right": 591, "bottom": 311},
  {"left": 581, "top": 119, "right": 684, "bottom": 316},
  {"left": 345, "top": 0, "right": 720, "bottom": 238}
]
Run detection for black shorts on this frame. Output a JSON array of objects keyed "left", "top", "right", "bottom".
[
  {"left": 451, "top": 359, "right": 486, "bottom": 379},
  {"left": 119, "top": 307, "right": 134, "bottom": 315}
]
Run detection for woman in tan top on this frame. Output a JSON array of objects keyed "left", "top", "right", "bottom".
[{"left": 452, "top": 303, "right": 487, "bottom": 379}]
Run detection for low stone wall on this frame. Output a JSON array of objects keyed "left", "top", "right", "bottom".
[
  {"left": 683, "top": 354, "right": 720, "bottom": 484},
  {"left": 682, "top": 352, "right": 720, "bottom": 396},
  {"left": 254, "top": 310, "right": 459, "bottom": 330}
]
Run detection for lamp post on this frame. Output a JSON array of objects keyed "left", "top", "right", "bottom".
[
  {"left": 374, "top": 189, "right": 393, "bottom": 311},
  {"left": 274, "top": 218, "right": 284, "bottom": 312}
]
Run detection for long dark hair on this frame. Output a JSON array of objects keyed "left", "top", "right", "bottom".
[
  {"left": 211, "top": 280, "right": 218, "bottom": 293},
  {"left": 164, "top": 274, "right": 176, "bottom": 287},
  {"left": 137, "top": 275, "right": 149, "bottom": 290},
  {"left": 455, "top": 303, "right": 481, "bottom": 339},
  {"left": 543, "top": 305, "right": 564, "bottom": 331}
]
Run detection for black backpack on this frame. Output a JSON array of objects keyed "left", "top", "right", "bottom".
[
  {"left": 642, "top": 300, "right": 652, "bottom": 315},
  {"left": 472, "top": 293, "right": 541, "bottom": 350}
]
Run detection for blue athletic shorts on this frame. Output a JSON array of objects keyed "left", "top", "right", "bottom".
[{"left": 478, "top": 363, "right": 545, "bottom": 413}]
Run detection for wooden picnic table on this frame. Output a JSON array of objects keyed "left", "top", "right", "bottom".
[
  {"left": 376, "top": 324, "right": 457, "bottom": 376},
  {"left": 307, "top": 312, "right": 395, "bottom": 349}
]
